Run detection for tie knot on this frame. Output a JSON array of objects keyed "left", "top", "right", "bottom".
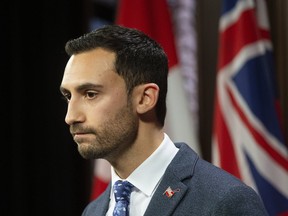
[{"left": 113, "top": 180, "right": 134, "bottom": 202}]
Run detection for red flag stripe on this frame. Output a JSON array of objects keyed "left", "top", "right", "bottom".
[
  {"left": 214, "top": 92, "right": 241, "bottom": 178},
  {"left": 116, "top": 0, "right": 178, "bottom": 68},
  {"left": 218, "top": 8, "right": 270, "bottom": 70},
  {"left": 90, "top": 176, "right": 109, "bottom": 200},
  {"left": 226, "top": 86, "right": 288, "bottom": 171}
]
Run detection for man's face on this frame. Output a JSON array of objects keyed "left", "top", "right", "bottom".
[{"left": 60, "top": 48, "right": 138, "bottom": 160}]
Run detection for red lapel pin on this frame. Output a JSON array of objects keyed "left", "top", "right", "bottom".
[{"left": 163, "top": 186, "right": 180, "bottom": 198}]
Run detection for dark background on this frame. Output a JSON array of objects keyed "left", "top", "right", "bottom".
[
  {"left": 3, "top": 0, "right": 287, "bottom": 215},
  {"left": 3, "top": 0, "right": 94, "bottom": 215}
]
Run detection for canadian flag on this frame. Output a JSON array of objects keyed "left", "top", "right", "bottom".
[
  {"left": 90, "top": 0, "right": 199, "bottom": 200},
  {"left": 163, "top": 186, "right": 175, "bottom": 198}
]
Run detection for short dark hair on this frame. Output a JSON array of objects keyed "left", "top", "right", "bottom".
[{"left": 65, "top": 24, "right": 168, "bottom": 126}]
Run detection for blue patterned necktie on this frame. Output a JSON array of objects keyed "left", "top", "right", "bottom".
[{"left": 113, "top": 180, "right": 134, "bottom": 216}]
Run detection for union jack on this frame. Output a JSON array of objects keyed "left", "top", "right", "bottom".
[{"left": 212, "top": 0, "right": 288, "bottom": 215}]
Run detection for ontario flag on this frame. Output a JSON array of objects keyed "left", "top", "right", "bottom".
[
  {"left": 90, "top": 0, "right": 199, "bottom": 200},
  {"left": 212, "top": 0, "right": 288, "bottom": 215}
]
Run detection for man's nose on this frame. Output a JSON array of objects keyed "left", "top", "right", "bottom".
[{"left": 65, "top": 98, "right": 85, "bottom": 125}]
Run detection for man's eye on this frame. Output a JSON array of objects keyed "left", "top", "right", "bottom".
[{"left": 85, "top": 91, "right": 98, "bottom": 99}]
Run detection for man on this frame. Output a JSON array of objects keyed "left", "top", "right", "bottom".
[{"left": 60, "top": 25, "right": 268, "bottom": 215}]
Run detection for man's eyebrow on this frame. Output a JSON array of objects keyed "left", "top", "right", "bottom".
[
  {"left": 59, "top": 83, "right": 103, "bottom": 94},
  {"left": 76, "top": 83, "right": 104, "bottom": 92}
]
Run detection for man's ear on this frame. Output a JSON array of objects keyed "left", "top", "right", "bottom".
[{"left": 135, "top": 83, "right": 159, "bottom": 114}]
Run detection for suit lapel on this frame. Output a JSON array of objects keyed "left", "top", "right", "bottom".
[
  {"left": 144, "top": 178, "right": 188, "bottom": 216},
  {"left": 144, "top": 143, "right": 198, "bottom": 216},
  {"left": 97, "top": 184, "right": 111, "bottom": 216}
]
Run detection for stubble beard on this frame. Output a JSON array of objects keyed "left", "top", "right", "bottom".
[{"left": 77, "top": 103, "right": 138, "bottom": 160}]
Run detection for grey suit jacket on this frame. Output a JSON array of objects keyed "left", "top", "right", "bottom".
[{"left": 82, "top": 143, "right": 269, "bottom": 215}]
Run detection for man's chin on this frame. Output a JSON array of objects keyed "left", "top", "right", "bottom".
[
  {"left": 77, "top": 143, "right": 107, "bottom": 159},
  {"left": 77, "top": 143, "right": 95, "bottom": 159}
]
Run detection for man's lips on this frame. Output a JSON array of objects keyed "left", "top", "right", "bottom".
[
  {"left": 72, "top": 132, "right": 94, "bottom": 140},
  {"left": 71, "top": 130, "right": 91, "bottom": 136},
  {"left": 72, "top": 132, "right": 85, "bottom": 136}
]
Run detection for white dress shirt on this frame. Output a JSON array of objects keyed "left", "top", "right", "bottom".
[{"left": 106, "top": 133, "right": 179, "bottom": 216}]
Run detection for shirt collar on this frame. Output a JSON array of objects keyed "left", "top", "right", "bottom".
[{"left": 111, "top": 133, "right": 178, "bottom": 197}]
